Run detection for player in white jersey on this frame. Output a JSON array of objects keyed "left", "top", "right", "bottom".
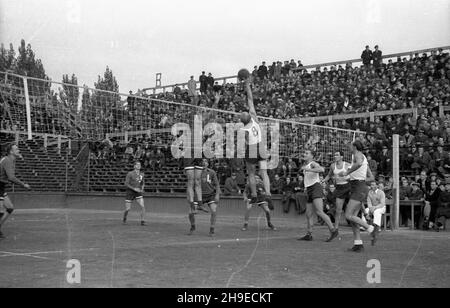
[
  {"left": 339, "top": 141, "right": 376, "bottom": 252},
  {"left": 298, "top": 149, "right": 339, "bottom": 242},
  {"left": 323, "top": 151, "right": 351, "bottom": 230},
  {"left": 239, "top": 78, "right": 271, "bottom": 206}
]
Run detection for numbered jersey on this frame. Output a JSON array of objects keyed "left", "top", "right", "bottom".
[{"left": 241, "top": 118, "right": 262, "bottom": 145}]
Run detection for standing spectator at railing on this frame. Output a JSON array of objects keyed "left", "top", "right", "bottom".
[
  {"left": 206, "top": 73, "right": 215, "bottom": 93},
  {"left": 423, "top": 180, "right": 441, "bottom": 230},
  {"left": 372, "top": 45, "right": 382, "bottom": 68},
  {"left": 257, "top": 61, "right": 268, "bottom": 80},
  {"left": 123, "top": 143, "right": 134, "bottom": 162},
  {"left": 187, "top": 76, "right": 198, "bottom": 104},
  {"left": 436, "top": 183, "right": 450, "bottom": 230},
  {"left": 252, "top": 66, "right": 258, "bottom": 79},
  {"left": 361, "top": 45, "right": 373, "bottom": 66},
  {"left": 199, "top": 71, "right": 207, "bottom": 94},
  {"left": 274, "top": 62, "right": 282, "bottom": 81}
]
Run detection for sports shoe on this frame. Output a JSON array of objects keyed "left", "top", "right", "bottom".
[
  {"left": 348, "top": 245, "right": 364, "bottom": 252},
  {"left": 298, "top": 233, "right": 313, "bottom": 241},
  {"left": 141, "top": 221, "right": 146, "bottom": 226},
  {"left": 209, "top": 227, "right": 215, "bottom": 236},
  {"left": 241, "top": 224, "right": 248, "bottom": 231},
  {"left": 268, "top": 223, "right": 277, "bottom": 231},
  {"left": 188, "top": 225, "right": 195, "bottom": 235},
  {"left": 325, "top": 229, "right": 339, "bottom": 242}
]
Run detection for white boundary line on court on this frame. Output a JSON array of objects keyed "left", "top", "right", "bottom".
[{"left": 0, "top": 248, "right": 99, "bottom": 259}]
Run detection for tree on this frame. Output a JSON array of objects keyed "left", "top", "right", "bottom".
[
  {"left": 15, "top": 39, "right": 47, "bottom": 79},
  {"left": 0, "top": 43, "right": 16, "bottom": 72},
  {"left": 62, "top": 73, "right": 80, "bottom": 113}
]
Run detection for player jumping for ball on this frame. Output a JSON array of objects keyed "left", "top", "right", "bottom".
[
  {"left": 322, "top": 151, "right": 351, "bottom": 231},
  {"left": 298, "top": 149, "right": 339, "bottom": 242},
  {"left": 0, "top": 143, "right": 31, "bottom": 239},
  {"left": 239, "top": 77, "right": 272, "bottom": 208},
  {"left": 340, "top": 141, "right": 376, "bottom": 252},
  {"left": 189, "top": 159, "right": 221, "bottom": 236},
  {"left": 123, "top": 161, "right": 146, "bottom": 226},
  {"left": 242, "top": 174, "right": 276, "bottom": 231}
]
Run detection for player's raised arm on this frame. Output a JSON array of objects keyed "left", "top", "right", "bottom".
[{"left": 244, "top": 80, "right": 257, "bottom": 119}]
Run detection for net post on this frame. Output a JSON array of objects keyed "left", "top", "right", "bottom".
[
  {"left": 392, "top": 134, "right": 400, "bottom": 230},
  {"left": 22, "top": 76, "right": 32, "bottom": 140},
  {"left": 44, "top": 134, "right": 48, "bottom": 149}
]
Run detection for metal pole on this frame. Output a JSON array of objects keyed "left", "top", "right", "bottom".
[
  {"left": 87, "top": 147, "right": 90, "bottom": 192},
  {"left": 392, "top": 134, "right": 400, "bottom": 230},
  {"left": 65, "top": 147, "right": 68, "bottom": 192},
  {"left": 23, "top": 77, "right": 32, "bottom": 140}
]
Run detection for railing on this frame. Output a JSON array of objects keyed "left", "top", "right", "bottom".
[{"left": 142, "top": 45, "right": 450, "bottom": 95}]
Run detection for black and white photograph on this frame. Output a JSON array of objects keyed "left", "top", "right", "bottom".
[{"left": 0, "top": 0, "right": 449, "bottom": 292}]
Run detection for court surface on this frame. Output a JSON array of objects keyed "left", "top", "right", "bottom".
[{"left": 0, "top": 207, "right": 449, "bottom": 288}]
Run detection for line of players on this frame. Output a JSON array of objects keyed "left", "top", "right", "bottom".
[{"left": 120, "top": 79, "right": 380, "bottom": 252}]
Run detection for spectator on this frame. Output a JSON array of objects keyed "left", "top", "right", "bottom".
[
  {"left": 372, "top": 45, "right": 382, "bottom": 68},
  {"left": 199, "top": 71, "right": 207, "bottom": 94},
  {"left": 361, "top": 45, "right": 373, "bottom": 66},
  {"left": 436, "top": 183, "right": 450, "bottom": 230},
  {"left": 257, "top": 61, "right": 268, "bottom": 80},
  {"left": 365, "top": 181, "right": 386, "bottom": 233},
  {"left": 187, "top": 76, "right": 198, "bottom": 104},
  {"left": 399, "top": 177, "right": 412, "bottom": 200},
  {"left": 282, "top": 177, "right": 296, "bottom": 213},
  {"left": 224, "top": 172, "right": 241, "bottom": 195},
  {"left": 271, "top": 174, "right": 284, "bottom": 194},
  {"left": 124, "top": 143, "right": 134, "bottom": 162},
  {"left": 423, "top": 180, "right": 441, "bottom": 229},
  {"left": 154, "top": 148, "right": 165, "bottom": 170},
  {"left": 206, "top": 73, "right": 214, "bottom": 92}
]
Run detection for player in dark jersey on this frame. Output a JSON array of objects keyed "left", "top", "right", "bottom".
[
  {"left": 241, "top": 175, "right": 276, "bottom": 231},
  {"left": 123, "top": 161, "right": 146, "bottom": 226},
  {"left": 183, "top": 93, "right": 221, "bottom": 215},
  {"left": 0, "top": 143, "right": 31, "bottom": 239},
  {"left": 189, "top": 159, "right": 221, "bottom": 236}
]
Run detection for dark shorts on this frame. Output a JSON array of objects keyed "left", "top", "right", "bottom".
[
  {"left": 306, "top": 182, "right": 324, "bottom": 203},
  {"left": 183, "top": 158, "right": 204, "bottom": 171},
  {"left": 244, "top": 143, "right": 266, "bottom": 165},
  {"left": 335, "top": 183, "right": 351, "bottom": 200},
  {"left": 0, "top": 182, "right": 7, "bottom": 201},
  {"left": 125, "top": 189, "right": 143, "bottom": 202},
  {"left": 349, "top": 180, "right": 369, "bottom": 203},
  {"left": 202, "top": 193, "right": 217, "bottom": 205}
]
